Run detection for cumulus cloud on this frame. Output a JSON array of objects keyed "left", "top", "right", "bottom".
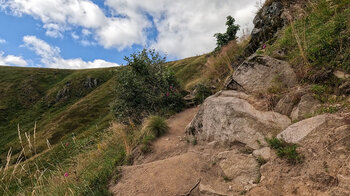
[
  {"left": 105, "top": 0, "right": 258, "bottom": 58},
  {"left": 2, "top": 0, "right": 260, "bottom": 58},
  {"left": 22, "top": 35, "right": 119, "bottom": 69},
  {"left": 0, "top": 51, "right": 27, "bottom": 66}
]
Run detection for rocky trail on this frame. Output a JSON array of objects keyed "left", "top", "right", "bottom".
[{"left": 110, "top": 53, "right": 350, "bottom": 196}]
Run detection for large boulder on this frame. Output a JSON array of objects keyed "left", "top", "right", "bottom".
[
  {"left": 226, "top": 55, "right": 297, "bottom": 93},
  {"left": 186, "top": 90, "right": 291, "bottom": 149}
]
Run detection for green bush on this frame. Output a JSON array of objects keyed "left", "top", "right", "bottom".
[
  {"left": 266, "top": 138, "right": 303, "bottom": 164},
  {"left": 214, "top": 16, "right": 240, "bottom": 51},
  {"left": 112, "top": 49, "right": 185, "bottom": 124},
  {"left": 194, "top": 83, "right": 212, "bottom": 104}
]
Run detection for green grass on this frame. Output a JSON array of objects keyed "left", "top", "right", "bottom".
[
  {"left": 265, "top": 0, "right": 350, "bottom": 81},
  {"left": 266, "top": 138, "right": 303, "bottom": 164},
  {"left": 0, "top": 66, "right": 116, "bottom": 163},
  {"left": 166, "top": 55, "right": 208, "bottom": 90}
]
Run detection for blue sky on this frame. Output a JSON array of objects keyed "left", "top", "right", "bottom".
[{"left": 0, "top": 0, "right": 260, "bottom": 69}]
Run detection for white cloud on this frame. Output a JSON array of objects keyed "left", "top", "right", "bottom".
[
  {"left": 105, "top": 0, "right": 259, "bottom": 58},
  {"left": 2, "top": 0, "right": 260, "bottom": 58},
  {"left": 82, "top": 29, "right": 91, "bottom": 36},
  {"left": 0, "top": 39, "right": 6, "bottom": 44},
  {"left": 71, "top": 32, "right": 79, "bottom": 40},
  {"left": 0, "top": 51, "right": 28, "bottom": 66},
  {"left": 23, "top": 35, "right": 119, "bottom": 69}
]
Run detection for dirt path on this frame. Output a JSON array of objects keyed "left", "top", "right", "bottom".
[
  {"left": 135, "top": 107, "right": 199, "bottom": 165},
  {"left": 109, "top": 107, "right": 230, "bottom": 196}
]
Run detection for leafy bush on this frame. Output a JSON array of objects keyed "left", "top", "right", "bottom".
[
  {"left": 112, "top": 49, "right": 185, "bottom": 124},
  {"left": 194, "top": 83, "right": 212, "bottom": 104},
  {"left": 267, "top": 138, "right": 303, "bottom": 164},
  {"left": 214, "top": 16, "right": 240, "bottom": 51}
]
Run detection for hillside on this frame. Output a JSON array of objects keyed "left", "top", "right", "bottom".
[{"left": 1, "top": 0, "right": 349, "bottom": 195}]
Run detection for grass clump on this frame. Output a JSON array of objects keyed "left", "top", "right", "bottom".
[
  {"left": 266, "top": 138, "right": 303, "bottom": 164},
  {"left": 142, "top": 116, "right": 169, "bottom": 137},
  {"left": 140, "top": 115, "right": 169, "bottom": 154}
]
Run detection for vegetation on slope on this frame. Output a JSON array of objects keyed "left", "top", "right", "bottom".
[{"left": 264, "top": 0, "right": 350, "bottom": 84}]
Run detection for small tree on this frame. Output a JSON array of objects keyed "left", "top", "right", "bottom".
[
  {"left": 112, "top": 49, "right": 184, "bottom": 124},
  {"left": 214, "top": 16, "right": 240, "bottom": 51}
]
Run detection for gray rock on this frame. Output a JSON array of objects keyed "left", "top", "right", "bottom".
[
  {"left": 84, "top": 77, "right": 99, "bottom": 88},
  {"left": 277, "top": 114, "right": 335, "bottom": 143},
  {"left": 274, "top": 88, "right": 305, "bottom": 116},
  {"left": 226, "top": 55, "right": 297, "bottom": 93},
  {"left": 186, "top": 90, "right": 291, "bottom": 149},
  {"left": 290, "top": 94, "right": 320, "bottom": 121}
]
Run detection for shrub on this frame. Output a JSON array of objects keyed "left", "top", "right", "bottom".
[
  {"left": 266, "top": 138, "right": 303, "bottom": 164},
  {"left": 112, "top": 49, "right": 185, "bottom": 124},
  {"left": 194, "top": 83, "right": 212, "bottom": 104}
]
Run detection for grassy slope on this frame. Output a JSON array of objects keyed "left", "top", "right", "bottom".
[{"left": 0, "top": 66, "right": 116, "bottom": 163}]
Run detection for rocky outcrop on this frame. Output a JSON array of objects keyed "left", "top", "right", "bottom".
[
  {"left": 186, "top": 90, "right": 291, "bottom": 149},
  {"left": 243, "top": 2, "right": 285, "bottom": 57},
  {"left": 83, "top": 77, "right": 99, "bottom": 88},
  {"left": 225, "top": 55, "right": 297, "bottom": 93}
]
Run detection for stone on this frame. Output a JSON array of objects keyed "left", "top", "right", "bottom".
[
  {"left": 253, "top": 147, "right": 272, "bottom": 161},
  {"left": 199, "top": 184, "right": 228, "bottom": 196},
  {"left": 274, "top": 88, "right": 305, "bottom": 116},
  {"left": 277, "top": 114, "right": 335, "bottom": 143},
  {"left": 186, "top": 90, "right": 291, "bottom": 149},
  {"left": 290, "top": 94, "right": 320, "bottom": 121},
  {"left": 226, "top": 55, "right": 297, "bottom": 93},
  {"left": 334, "top": 70, "right": 350, "bottom": 79},
  {"left": 216, "top": 150, "right": 259, "bottom": 186}
]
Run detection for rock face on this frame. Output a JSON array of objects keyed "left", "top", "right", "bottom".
[
  {"left": 244, "top": 2, "right": 285, "bottom": 56},
  {"left": 84, "top": 77, "right": 99, "bottom": 88},
  {"left": 186, "top": 90, "right": 291, "bottom": 149},
  {"left": 290, "top": 93, "right": 320, "bottom": 121},
  {"left": 226, "top": 55, "right": 297, "bottom": 93}
]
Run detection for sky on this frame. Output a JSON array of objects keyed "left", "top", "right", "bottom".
[{"left": 0, "top": 0, "right": 261, "bottom": 69}]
